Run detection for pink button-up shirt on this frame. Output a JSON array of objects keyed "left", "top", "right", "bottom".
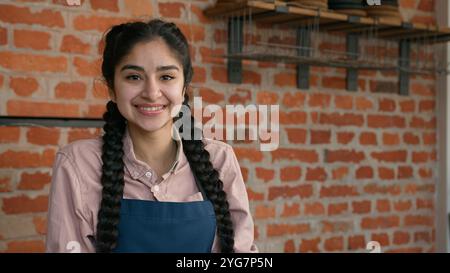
[{"left": 45, "top": 128, "right": 258, "bottom": 253}]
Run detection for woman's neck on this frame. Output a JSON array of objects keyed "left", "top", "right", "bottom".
[{"left": 127, "top": 122, "right": 177, "bottom": 176}]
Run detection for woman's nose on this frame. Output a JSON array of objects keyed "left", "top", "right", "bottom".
[{"left": 141, "top": 79, "right": 161, "bottom": 100}]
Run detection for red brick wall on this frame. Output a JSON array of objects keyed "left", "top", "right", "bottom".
[{"left": 0, "top": 0, "right": 438, "bottom": 252}]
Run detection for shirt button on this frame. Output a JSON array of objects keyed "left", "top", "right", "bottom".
[
  {"left": 153, "top": 185, "right": 160, "bottom": 192},
  {"left": 145, "top": 171, "right": 152, "bottom": 178}
]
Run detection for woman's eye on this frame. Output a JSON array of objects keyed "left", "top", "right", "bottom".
[
  {"left": 161, "top": 75, "right": 174, "bottom": 81},
  {"left": 126, "top": 75, "right": 142, "bottom": 81}
]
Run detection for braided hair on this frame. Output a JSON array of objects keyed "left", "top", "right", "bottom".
[{"left": 96, "top": 19, "right": 235, "bottom": 253}]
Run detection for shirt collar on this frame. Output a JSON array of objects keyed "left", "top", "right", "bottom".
[{"left": 123, "top": 126, "right": 184, "bottom": 180}]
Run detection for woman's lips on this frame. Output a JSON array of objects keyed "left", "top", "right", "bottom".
[{"left": 135, "top": 104, "right": 167, "bottom": 116}]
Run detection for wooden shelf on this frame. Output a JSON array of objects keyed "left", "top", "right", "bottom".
[
  {"left": 205, "top": 0, "right": 450, "bottom": 42},
  {"left": 204, "top": 1, "right": 449, "bottom": 95}
]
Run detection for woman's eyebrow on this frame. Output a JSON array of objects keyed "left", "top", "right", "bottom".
[
  {"left": 120, "top": 64, "right": 145, "bottom": 72},
  {"left": 120, "top": 64, "right": 179, "bottom": 72},
  {"left": 156, "top": 65, "right": 180, "bottom": 72}
]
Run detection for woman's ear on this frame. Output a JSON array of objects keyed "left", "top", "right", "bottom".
[{"left": 109, "top": 89, "right": 116, "bottom": 103}]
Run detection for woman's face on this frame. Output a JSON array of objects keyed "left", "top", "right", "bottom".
[{"left": 112, "top": 38, "right": 185, "bottom": 133}]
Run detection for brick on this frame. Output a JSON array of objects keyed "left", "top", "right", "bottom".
[
  {"left": 91, "top": 0, "right": 119, "bottom": 12},
  {"left": 379, "top": 98, "right": 396, "bottom": 112},
  {"left": 379, "top": 167, "right": 395, "bottom": 180},
  {"left": 417, "top": 0, "right": 433, "bottom": 11},
  {"left": 399, "top": 100, "right": 415, "bottom": 112},
  {"left": 280, "top": 111, "right": 307, "bottom": 124},
  {"left": 0, "top": 149, "right": 55, "bottom": 168},
  {"left": 73, "top": 14, "right": 129, "bottom": 32},
  {"left": 393, "top": 231, "right": 410, "bottom": 245},
  {"left": 411, "top": 82, "right": 434, "bottom": 96},
  {"left": 308, "top": 93, "right": 331, "bottom": 108},
  {"left": 361, "top": 216, "right": 400, "bottom": 229},
  {"left": 299, "top": 237, "right": 320, "bottom": 253},
  {"left": 356, "top": 166, "right": 374, "bottom": 179},
  {"left": 284, "top": 239, "right": 296, "bottom": 253},
  {"left": 228, "top": 88, "right": 251, "bottom": 104},
  {"left": 86, "top": 104, "right": 106, "bottom": 118},
  {"left": 423, "top": 132, "right": 436, "bottom": 145},
  {"left": 304, "top": 202, "right": 325, "bottom": 215},
  {"left": 328, "top": 203, "right": 348, "bottom": 216},
  {"left": 281, "top": 203, "right": 300, "bottom": 217},
  {"left": 74, "top": 57, "right": 101, "bottom": 77},
  {"left": 247, "top": 188, "right": 264, "bottom": 201},
  {"left": 376, "top": 199, "right": 391, "bottom": 213},
  {"left": 254, "top": 167, "right": 273, "bottom": 182},
  {"left": 337, "top": 132, "right": 354, "bottom": 144},
  {"left": 242, "top": 70, "right": 261, "bottom": 85},
  {"left": 60, "top": 35, "right": 90, "bottom": 54},
  {"left": 398, "top": 166, "right": 413, "bottom": 179},
  {"left": 257, "top": 91, "right": 278, "bottom": 104},
  {"left": 267, "top": 223, "right": 310, "bottom": 236},
  {"left": 324, "top": 237, "right": 344, "bottom": 252},
  {"left": 178, "top": 23, "right": 205, "bottom": 43},
  {"left": 158, "top": 2, "right": 185, "bottom": 18},
  {"left": 325, "top": 149, "right": 365, "bottom": 163},
  {"left": 10, "top": 77, "right": 39, "bottom": 96},
  {"left": 268, "top": 185, "right": 313, "bottom": 200},
  {"left": 282, "top": 92, "right": 305, "bottom": 108},
  {"left": 367, "top": 115, "right": 405, "bottom": 128},
  {"left": 371, "top": 233, "right": 389, "bottom": 246},
  {"left": 67, "top": 128, "right": 101, "bottom": 143},
  {"left": 7, "top": 100, "right": 79, "bottom": 117},
  {"left": 332, "top": 166, "right": 348, "bottom": 180},
  {"left": 419, "top": 100, "right": 435, "bottom": 112},
  {"left": 322, "top": 76, "right": 345, "bottom": 90},
  {"left": 18, "top": 171, "right": 51, "bottom": 190},
  {"left": 393, "top": 200, "right": 412, "bottom": 212},
  {"left": 322, "top": 220, "right": 353, "bottom": 233},
  {"left": 0, "top": 52, "right": 67, "bottom": 72},
  {"left": 359, "top": 132, "right": 377, "bottom": 145},
  {"left": 14, "top": 29, "right": 50, "bottom": 50},
  {"left": 352, "top": 200, "right": 371, "bottom": 214},
  {"left": 33, "top": 216, "right": 47, "bottom": 235},
  {"left": 0, "top": 176, "right": 12, "bottom": 192},
  {"left": 416, "top": 198, "right": 433, "bottom": 210},
  {"left": 355, "top": 97, "right": 373, "bottom": 110},
  {"left": 0, "top": 126, "right": 21, "bottom": 143},
  {"left": 0, "top": 4, "right": 64, "bottom": 27},
  {"left": 234, "top": 147, "right": 263, "bottom": 162},
  {"left": 320, "top": 185, "right": 358, "bottom": 198},
  {"left": 371, "top": 150, "right": 407, "bottom": 163},
  {"left": 285, "top": 128, "right": 307, "bottom": 144},
  {"left": 55, "top": 81, "right": 87, "bottom": 100},
  {"left": 318, "top": 113, "right": 364, "bottom": 127},
  {"left": 310, "top": 130, "right": 330, "bottom": 144},
  {"left": 348, "top": 235, "right": 366, "bottom": 250},
  {"left": 0, "top": 27, "right": 6, "bottom": 45},
  {"left": 305, "top": 167, "right": 327, "bottom": 182},
  {"left": 5, "top": 239, "right": 45, "bottom": 253},
  {"left": 254, "top": 205, "right": 276, "bottom": 219},
  {"left": 2, "top": 194, "right": 48, "bottom": 214},
  {"left": 412, "top": 151, "right": 430, "bottom": 163},
  {"left": 274, "top": 72, "right": 296, "bottom": 87},
  {"left": 404, "top": 215, "right": 433, "bottom": 227},
  {"left": 403, "top": 132, "right": 420, "bottom": 144},
  {"left": 26, "top": 127, "right": 59, "bottom": 145},
  {"left": 334, "top": 95, "right": 353, "bottom": 110},
  {"left": 382, "top": 132, "right": 400, "bottom": 145},
  {"left": 280, "top": 166, "right": 301, "bottom": 182},
  {"left": 410, "top": 116, "right": 436, "bottom": 129},
  {"left": 272, "top": 148, "right": 318, "bottom": 163},
  {"left": 364, "top": 184, "right": 402, "bottom": 195},
  {"left": 123, "top": 0, "right": 153, "bottom": 17},
  {"left": 192, "top": 66, "right": 206, "bottom": 84}
]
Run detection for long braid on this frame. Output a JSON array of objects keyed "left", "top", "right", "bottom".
[
  {"left": 96, "top": 101, "right": 126, "bottom": 252},
  {"left": 180, "top": 94, "right": 235, "bottom": 253}
]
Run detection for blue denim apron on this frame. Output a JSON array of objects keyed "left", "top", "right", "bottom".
[{"left": 112, "top": 174, "right": 216, "bottom": 253}]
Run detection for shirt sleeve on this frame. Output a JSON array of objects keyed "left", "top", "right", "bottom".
[
  {"left": 211, "top": 145, "right": 259, "bottom": 253},
  {"left": 45, "top": 151, "right": 95, "bottom": 253}
]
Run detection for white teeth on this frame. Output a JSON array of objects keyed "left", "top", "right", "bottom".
[{"left": 139, "top": 106, "right": 164, "bottom": 111}]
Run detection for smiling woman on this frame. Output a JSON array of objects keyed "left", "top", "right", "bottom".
[{"left": 44, "top": 19, "right": 258, "bottom": 253}]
